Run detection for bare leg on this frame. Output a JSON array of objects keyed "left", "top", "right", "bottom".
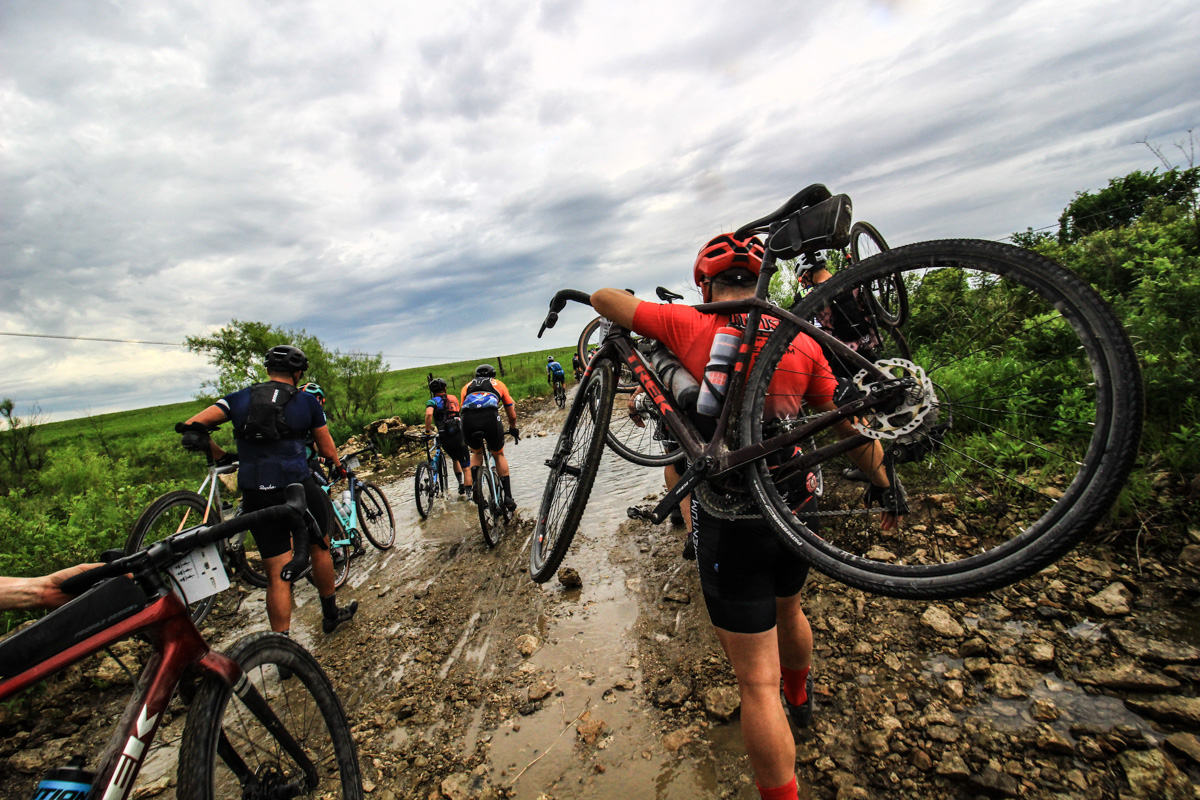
[
  {"left": 713, "top": 625, "right": 797, "bottom": 789},
  {"left": 776, "top": 592, "right": 812, "bottom": 672},
  {"left": 262, "top": 552, "right": 294, "bottom": 632}
]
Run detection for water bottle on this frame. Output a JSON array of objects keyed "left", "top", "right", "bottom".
[
  {"left": 341, "top": 489, "right": 352, "bottom": 508},
  {"left": 31, "top": 756, "right": 93, "bottom": 800},
  {"left": 645, "top": 342, "right": 700, "bottom": 411},
  {"left": 696, "top": 326, "right": 742, "bottom": 416}
]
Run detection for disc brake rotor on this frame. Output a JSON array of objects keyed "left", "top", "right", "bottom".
[{"left": 852, "top": 359, "right": 938, "bottom": 441}]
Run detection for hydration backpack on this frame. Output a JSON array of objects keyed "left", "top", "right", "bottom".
[
  {"left": 548, "top": 361, "right": 564, "bottom": 379},
  {"left": 237, "top": 382, "right": 300, "bottom": 441},
  {"left": 462, "top": 377, "right": 502, "bottom": 410}
]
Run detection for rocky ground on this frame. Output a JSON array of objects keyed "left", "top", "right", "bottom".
[{"left": 2, "top": 393, "right": 1198, "bottom": 799}]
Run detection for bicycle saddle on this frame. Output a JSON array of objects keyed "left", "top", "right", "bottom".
[
  {"left": 734, "top": 184, "right": 832, "bottom": 238},
  {"left": 656, "top": 286, "right": 684, "bottom": 303}
]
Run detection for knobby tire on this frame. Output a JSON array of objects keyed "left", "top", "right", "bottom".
[
  {"left": 358, "top": 482, "right": 396, "bottom": 550},
  {"left": 176, "top": 632, "right": 363, "bottom": 799},
  {"left": 126, "top": 490, "right": 220, "bottom": 625},
  {"left": 741, "top": 239, "right": 1142, "bottom": 599},
  {"left": 414, "top": 462, "right": 434, "bottom": 520},
  {"left": 530, "top": 359, "right": 614, "bottom": 582}
]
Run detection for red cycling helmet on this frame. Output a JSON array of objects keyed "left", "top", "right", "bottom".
[{"left": 693, "top": 233, "right": 766, "bottom": 286}]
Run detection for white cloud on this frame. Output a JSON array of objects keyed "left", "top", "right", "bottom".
[{"left": 2, "top": 0, "right": 1198, "bottom": 421}]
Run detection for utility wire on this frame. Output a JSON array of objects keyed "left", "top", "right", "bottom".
[{"left": 0, "top": 331, "right": 465, "bottom": 361}]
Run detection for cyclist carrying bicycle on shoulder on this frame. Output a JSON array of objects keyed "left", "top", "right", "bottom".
[
  {"left": 591, "top": 233, "right": 905, "bottom": 800},
  {"left": 424, "top": 377, "right": 470, "bottom": 496},
  {"left": 460, "top": 365, "right": 519, "bottom": 512},
  {"left": 177, "top": 345, "right": 358, "bottom": 637}
]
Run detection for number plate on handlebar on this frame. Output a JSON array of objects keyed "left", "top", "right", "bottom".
[
  {"left": 345, "top": 455, "right": 360, "bottom": 470},
  {"left": 169, "top": 542, "right": 230, "bottom": 604}
]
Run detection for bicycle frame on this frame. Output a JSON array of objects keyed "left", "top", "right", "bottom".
[
  {"left": 0, "top": 589, "right": 312, "bottom": 800},
  {"left": 579, "top": 245, "right": 907, "bottom": 522}
]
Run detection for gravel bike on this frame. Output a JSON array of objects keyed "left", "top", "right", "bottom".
[
  {"left": 531, "top": 184, "right": 1143, "bottom": 599},
  {"left": 126, "top": 450, "right": 268, "bottom": 626},
  {"left": 321, "top": 445, "right": 396, "bottom": 586},
  {"left": 552, "top": 378, "right": 567, "bottom": 408},
  {"left": 470, "top": 429, "right": 519, "bottom": 548},
  {"left": 0, "top": 489, "right": 363, "bottom": 799},
  {"left": 415, "top": 433, "right": 450, "bottom": 519}
]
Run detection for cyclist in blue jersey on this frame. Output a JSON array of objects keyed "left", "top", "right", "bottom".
[
  {"left": 178, "top": 345, "right": 358, "bottom": 637},
  {"left": 459, "top": 365, "right": 519, "bottom": 511},
  {"left": 424, "top": 378, "right": 470, "bottom": 496}
]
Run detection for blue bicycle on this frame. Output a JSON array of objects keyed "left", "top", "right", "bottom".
[{"left": 415, "top": 433, "right": 450, "bottom": 519}]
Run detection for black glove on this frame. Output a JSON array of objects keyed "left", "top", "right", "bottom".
[
  {"left": 508, "top": 427, "right": 521, "bottom": 443},
  {"left": 865, "top": 475, "right": 909, "bottom": 516},
  {"left": 215, "top": 451, "right": 238, "bottom": 467},
  {"left": 175, "top": 421, "right": 211, "bottom": 452},
  {"left": 331, "top": 463, "right": 349, "bottom": 482}
]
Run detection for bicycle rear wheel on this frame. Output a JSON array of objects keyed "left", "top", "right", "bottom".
[
  {"left": 358, "top": 482, "right": 396, "bottom": 550},
  {"left": 530, "top": 358, "right": 614, "bottom": 582},
  {"left": 414, "top": 462, "right": 434, "bottom": 519},
  {"left": 126, "top": 491, "right": 220, "bottom": 625},
  {"left": 741, "top": 239, "right": 1143, "bottom": 599},
  {"left": 850, "top": 221, "right": 908, "bottom": 327},
  {"left": 476, "top": 464, "right": 504, "bottom": 548},
  {"left": 177, "top": 632, "right": 363, "bottom": 799}
]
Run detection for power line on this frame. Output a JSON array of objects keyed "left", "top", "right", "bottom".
[{"left": 0, "top": 331, "right": 465, "bottom": 361}]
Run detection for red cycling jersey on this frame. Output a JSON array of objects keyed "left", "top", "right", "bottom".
[{"left": 631, "top": 302, "right": 836, "bottom": 418}]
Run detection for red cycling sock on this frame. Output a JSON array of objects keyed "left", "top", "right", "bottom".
[
  {"left": 781, "top": 665, "right": 809, "bottom": 706},
  {"left": 757, "top": 775, "right": 799, "bottom": 800}
]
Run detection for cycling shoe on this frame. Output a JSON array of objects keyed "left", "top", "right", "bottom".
[{"left": 322, "top": 600, "right": 359, "bottom": 634}]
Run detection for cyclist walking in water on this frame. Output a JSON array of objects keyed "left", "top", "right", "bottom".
[
  {"left": 592, "top": 234, "right": 903, "bottom": 800},
  {"left": 571, "top": 351, "right": 584, "bottom": 381},
  {"left": 177, "top": 345, "right": 358, "bottom": 636},
  {"left": 460, "top": 365, "right": 519, "bottom": 512},
  {"left": 424, "top": 377, "right": 470, "bottom": 496},
  {"left": 547, "top": 355, "right": 566, "bottom": 388}
]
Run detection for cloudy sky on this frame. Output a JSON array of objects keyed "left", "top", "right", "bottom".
[{"left": 2, "top": 0, "right": 1198, "bottom": 423}]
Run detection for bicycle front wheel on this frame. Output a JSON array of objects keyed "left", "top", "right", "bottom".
[
  {"left": 358, "top": 482, "right": 396, "bottom": 550},
  {"left": 530, "top": 358, "right": 614, "bottom": 582},
  {"left": 414, "top": 462, "right": 434, "bottom": 519},
  {"left": 177, "top": 632, "right": 363, "bottom": 799},
  {"left": 850, "top": 221, "right": 909, "bottom": 327},
  {"left": 604, "top": 393, "right": 687, "bottom": 467},
  {"left": 127, "top": 491, "right": 220, "bottom": 625},
  {"left": 741, "top": 239, "right": 1142, "bottom": 599}
]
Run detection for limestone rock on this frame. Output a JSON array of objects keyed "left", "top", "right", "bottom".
[
  {"left": 662, "top": 728, "right": 693, "bottom": 752},
  {"left": 920, "top": 605, "right": 965, "bottom": 637},
  {"left": 1124, "top": 696, "right": 1200, "bottom": 727},
  {"left": 655, "top": 678, "right": 690, "bottom": 707},
  {"left": 515, "top": 634, "right": 540, "bottom": 658},
  {"left": 557, "top": 567, "right": 583, "bottom": 588},
  {"left": 1164, "top": 732, "right": 1200, "bottom": 765},
  {"left": 576, "top": 712, "right": 608, "bottom": 745},
  {"left": 1109, "top": 629, "right": 1200, "bottom": 663},
  {"left": 1118, "top": 748, "right": 1193, "bottom": 800},
  {"left": 1085, "top": 582, "right": 1132, "bottom": 616},
  {"left": 967, "top": 767, "right": 1020, "bottom": 798},
  {"left": 702, "top": 684, "right": 740, "bottom": 721},
  {"left": 934, "top": 753, "right": 970, "bottom": 777},
  {"left": 527, "top": 679, "right": 554, "bottom": 701},
  {"left": 1077, "top": 663, "right": 1181, "bottom": 691},
  {"left": 1177, "top": 544, "right": 1200, "bottom": 571},
  {"left": 983, "top": 663, "right": 1041, "bottom": 699}
]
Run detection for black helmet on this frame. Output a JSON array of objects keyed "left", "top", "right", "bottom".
[
  {"left": 475, "top": 364, "right": 496, "bottom": 378},
  {"left": 428, "top": 377, "right": 447, "bottom": 393},
  {"left": 265, "top": 345, "right": 308, "bottom": 373}
]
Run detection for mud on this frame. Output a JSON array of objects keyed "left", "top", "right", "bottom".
[{"left": 2, "top": 392, "right": 1199, "bottom": 799}]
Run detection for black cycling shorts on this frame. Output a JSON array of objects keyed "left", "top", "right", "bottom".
[
  {"left": 438, "top": 418, "right": 470, "bottom": 466},
  {"left": 693, "top": 499, "right": 814, "bottom": 634},
  {"left": 241, "top": 475, "right": 331, "bottom": 561},
  {"left": 461, "top": 408, "right": 505, "bottom": 453}
]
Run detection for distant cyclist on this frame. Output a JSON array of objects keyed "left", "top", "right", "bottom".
[
  {"left": 299, "top": 382, "right": 327, "bottom": 471},
  {"left": 459, "top": 365, "right": 519, "bottom": 511},
  {"left": 572, "top": 351, "right": 584, "bottom": 382},
  {"left": 178, "top": 345, "right": 358, "bottom": 636},
  {"left": 547, "top": 355, "right": 566, "bottom": 392},
  {"left": 424, "top": 377, "right": 470, "bottom": 496}
]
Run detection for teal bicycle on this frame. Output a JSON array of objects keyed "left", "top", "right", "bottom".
[
  {"left": 318, "top": 445, "right": 396, "bottom": 586},
  {"left": 415, "top": 433, "right": 450, "bottom": 519}
]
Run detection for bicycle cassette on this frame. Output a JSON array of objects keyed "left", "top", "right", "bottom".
[{"left": 852, "top": 359, "right": 938, "bottom": 440}]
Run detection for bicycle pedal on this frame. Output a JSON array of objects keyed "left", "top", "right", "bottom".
[{"left": 627, "top": 506, "right": 651, "bottom": 521}]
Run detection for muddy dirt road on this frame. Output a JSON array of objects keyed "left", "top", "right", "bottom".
[{"left": 2, "top": 392, "right": 1199, "bottom": 799}]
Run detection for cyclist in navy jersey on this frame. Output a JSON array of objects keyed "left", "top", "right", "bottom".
[
  {"left": 460, "top": 365, "right": 519, "bottom": 511},
  {"left": 178, "top": 345, "right": 358, "bottom": 637},
  {"left": 424, "top": 377, "right": 470, "bottom": 496}
]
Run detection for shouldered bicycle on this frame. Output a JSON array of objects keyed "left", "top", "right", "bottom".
[
  {"left": 531, "top": 184, "right": 1143, "bottom": 599},
  {"left": 0, "top": 488, "right": 363, "bottom": 799}
]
